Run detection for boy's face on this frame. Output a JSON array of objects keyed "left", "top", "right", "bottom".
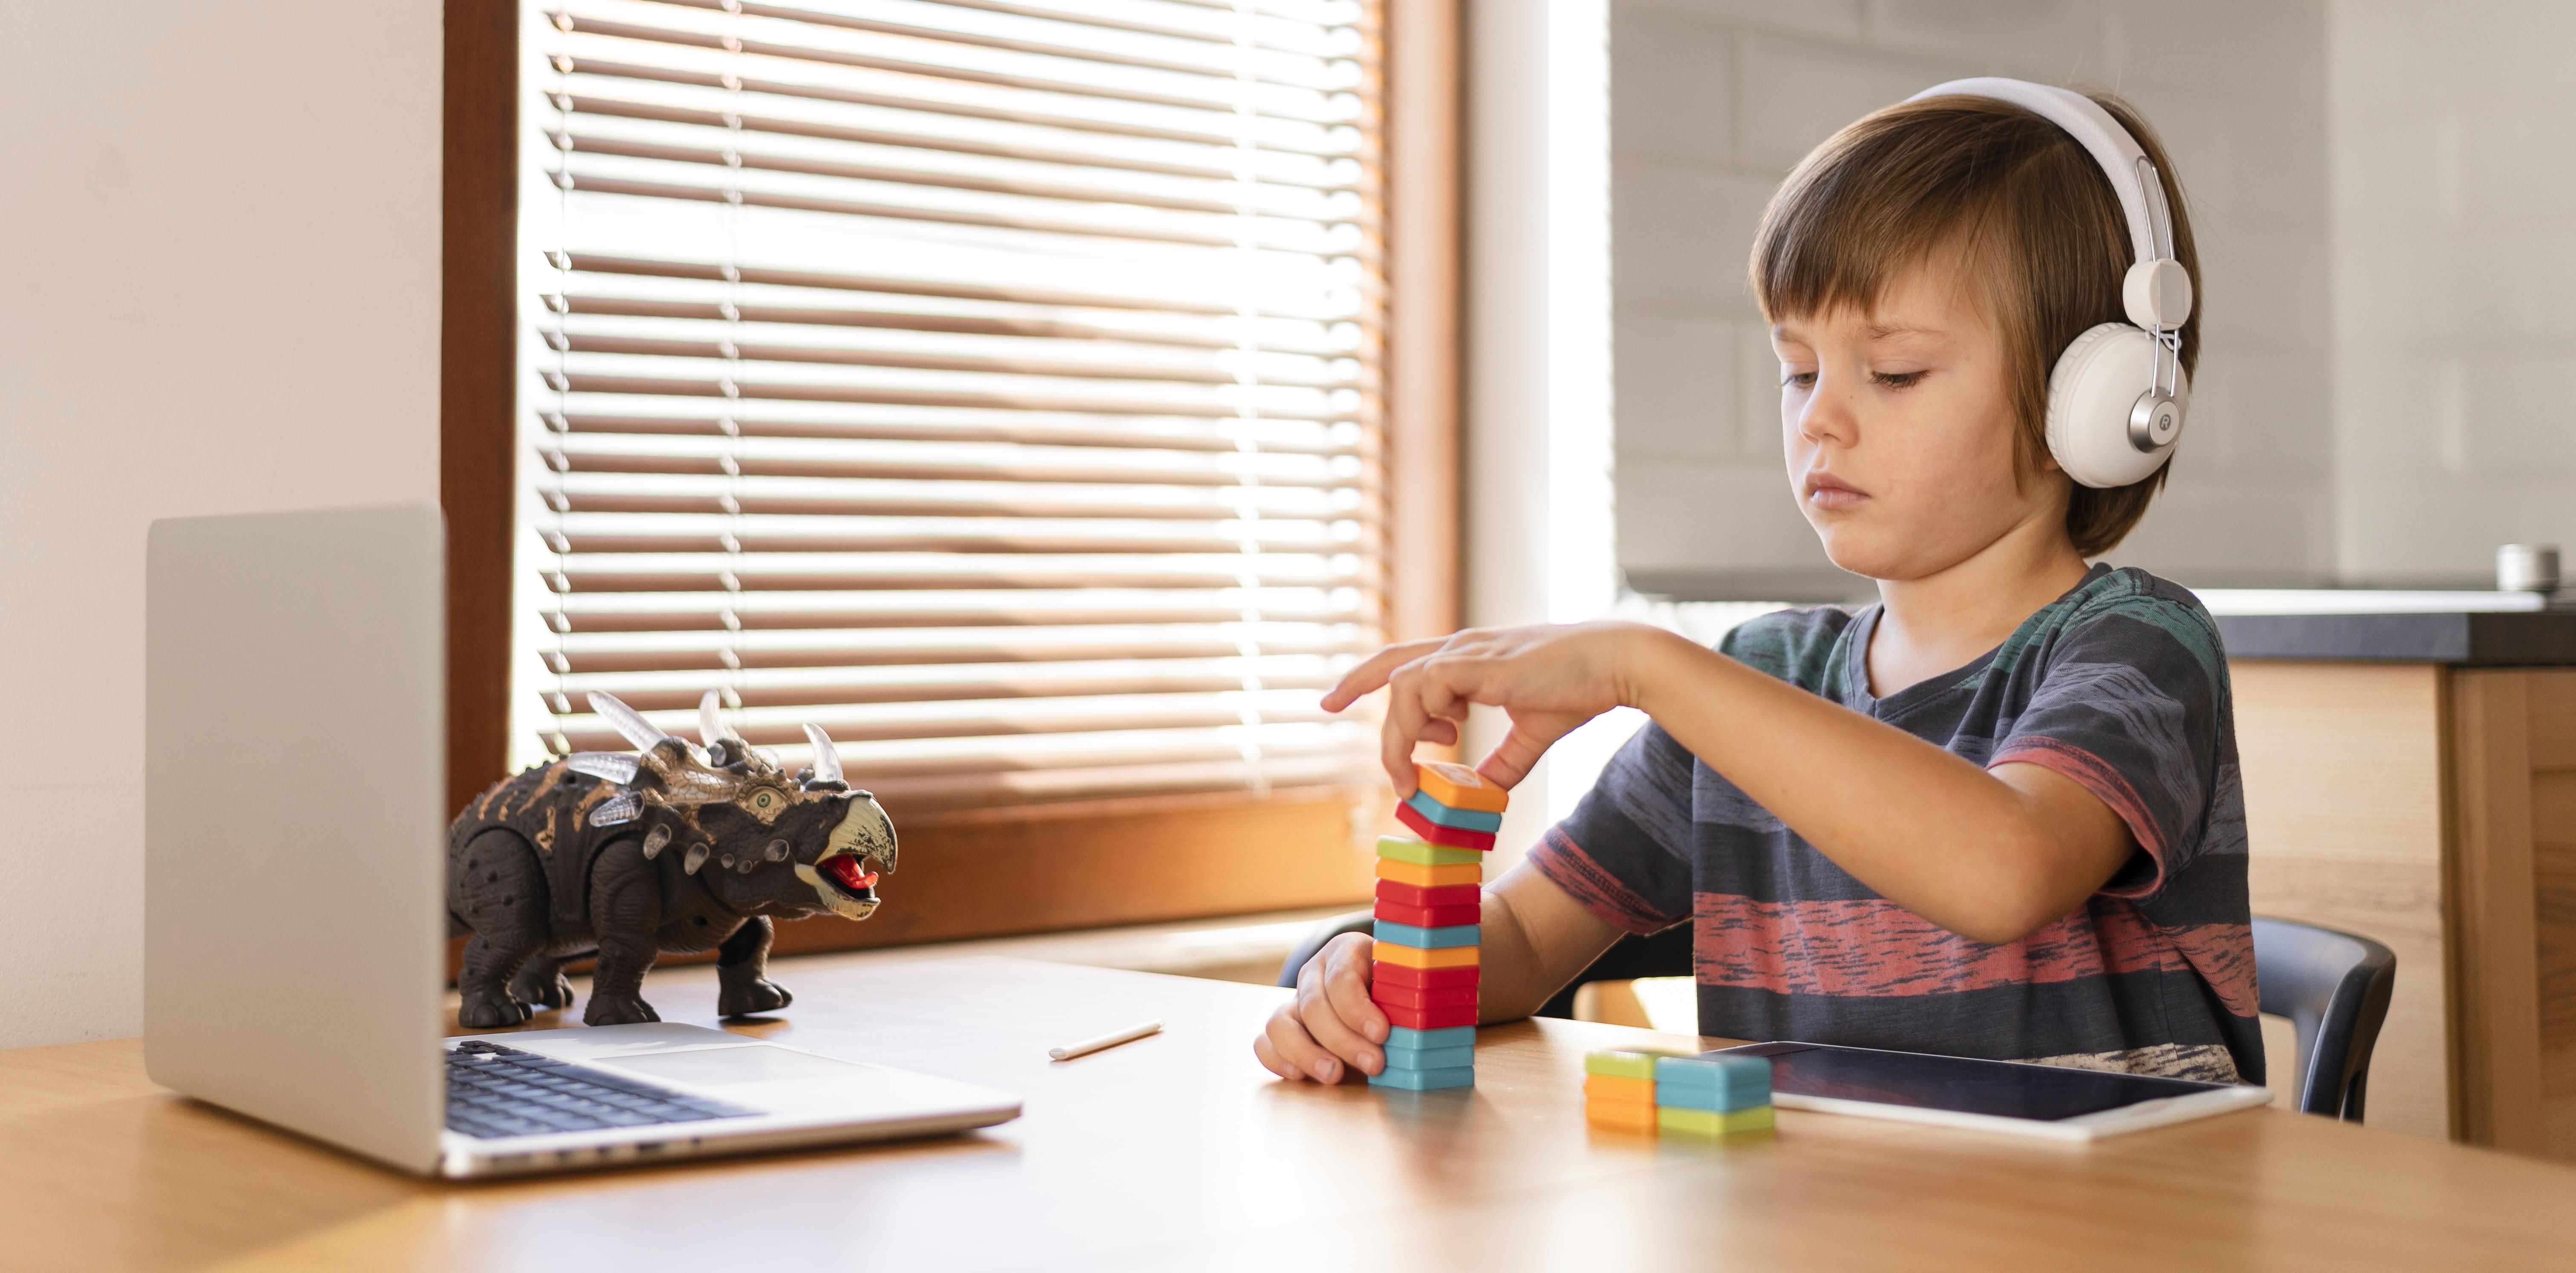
[{"left": 1769, "top": 256, "right": 2071, "bottom": 582}]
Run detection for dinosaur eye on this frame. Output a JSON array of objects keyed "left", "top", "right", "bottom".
[{"left": 751, "top": 789, "right": 777, "bottom": 810}]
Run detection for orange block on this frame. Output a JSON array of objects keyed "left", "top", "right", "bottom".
[
  {"left": 1415, "top": 760, "right": 1509, "bottom": 813},
  {"left": 1374, "top": 858, "right": 1482, "bottom": 888},
  {"left": 1583, "top": 1073, "right": 1656, "bottom": 1105},
  {"left": 1372, "top": 940, "right": 1481, "bottom": 969},
  {"left": 1585, "top": 1097, "right": 1658, "bottom": 1133}
]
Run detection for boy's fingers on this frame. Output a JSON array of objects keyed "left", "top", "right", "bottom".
[
  {"left": 1417, "top": 718, "right": 1459, "bottom": 747},
  {"left": 1264, "top": 1009, "right": 1343, "bottom": 1083},
  {"left": 1477, "top": 714, "right": 1576, "bottom": 790},
  {"left": 1320, "top": 639, "right": 1443, "bottom": 712},
  {"left": 1295, "top": 976, "right": 1382, "bottom": 1076},
  {"left": 1251, "top": 1028, "right": 1300, "bottom": 1080},
  {"left": 1318, "top": 935, "right": 1389, "bottom": 1050},
  {"left": 1378, "top": 666, "right": 1434, "bottom": 794}
]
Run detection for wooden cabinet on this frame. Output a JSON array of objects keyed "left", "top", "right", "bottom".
[{"left": 2234, "top": 661, "right": 2576, "bottom": 1159}]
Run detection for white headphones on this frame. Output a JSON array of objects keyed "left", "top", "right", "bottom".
[{"left": 1904, "top": 78, "right": 2192, "bottom": 489}]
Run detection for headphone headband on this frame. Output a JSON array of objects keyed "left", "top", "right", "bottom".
[{"left": 1903, "top": 78, "right": 2170, "bottom": 280}]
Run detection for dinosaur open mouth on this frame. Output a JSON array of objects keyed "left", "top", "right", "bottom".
[{"left": 819, "top": 852, "right": 878, "bottom": 903}]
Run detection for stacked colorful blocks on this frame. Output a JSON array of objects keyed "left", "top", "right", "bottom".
[
  {"left": 1582, "top": 1049, "right": 1774, "bottom": 1136},
  {"left": 1368, "top": 762, "right": 1507, "bottom": 1092}
]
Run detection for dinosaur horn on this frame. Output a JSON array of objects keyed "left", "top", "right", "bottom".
[
  {"left": 586, "top": 692, "right": 672, "bottom": 753},
  {"left": 802, "top": 722, "right": 844, "bottom": 786},
  {"left": 697, "top": 690, "right": 743, "bottom": 749}
]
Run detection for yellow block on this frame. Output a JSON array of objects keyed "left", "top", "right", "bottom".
[
  {"left": 1374, "top": 858, "right": 1482, "bottom": 888},
  {"left": 1582, "top": 1073, "right": 1656, "bottom": 1104},
  {"left": 1415, "top": 760, "right": 1509, "bottom": 813},
  {"left": 1372, "top": 940, "right": 1481, "bottom": 969},
  {"left": 1656, "top": 1104, "right": 1774, "bottom": 1137},
  {"left": 1584, "top": 1097, "right": 1658, "bottom": 1133}
]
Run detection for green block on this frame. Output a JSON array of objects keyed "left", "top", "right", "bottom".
[
  {"left": 1656, "top": 1103, "right": 1774, "bottom": 1136},
  {"left": 1582, "top": 1048, "right": 1690, "bottom": 1080},
  {"left": 1377, "top": 836, "right": 1485, "bottom": 867}
]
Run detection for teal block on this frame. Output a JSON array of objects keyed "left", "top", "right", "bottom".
[
  {"left": 1371, "top": 920, "right": 1481, "bottom": 949},
  {"left": 1653, "top": 1054, "right": 1771, "bottom": 1109},
  {"left": 1654, "top": 1082, "right": 1769, "bottom": 1112},
  {"left": 1369, "top": 1065, "right": 1475, "bottom": 1090},
  {"left": 1403, "top": 790, "right": 1503, "bottom": 833},
  {"left": 1381, "top": 1043, "right": 1475, "bottom": 1071},
  {"left": 1387, "top": 1025, "right": 1475, "bottom": 1050}
]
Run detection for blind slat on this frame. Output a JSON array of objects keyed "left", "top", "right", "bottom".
[
  {"left": 554, "top": 413, "right": 1361, "bottom": 455},
  {"left": 556, "top": 13, "right": 1347, "bottom": 118},
  {"left": 561, "top": 58, "right": 1363, "bottom": 156}
]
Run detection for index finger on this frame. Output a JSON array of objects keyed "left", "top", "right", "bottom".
[{"left": 1319, "top": 638, "right": 1445, "bottom": 713}]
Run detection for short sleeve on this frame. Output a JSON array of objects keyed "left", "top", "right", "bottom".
[
  {"left": 1988, "top": 597, "right": 2227, "bottom": 902},
  {"left": 1526, "top": 720, "right": 1696, "bottom": 934}
]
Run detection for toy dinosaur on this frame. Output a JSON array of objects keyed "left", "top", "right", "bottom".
[{"left": 446, "top": 690, "right": 897, "bottom": 1029}]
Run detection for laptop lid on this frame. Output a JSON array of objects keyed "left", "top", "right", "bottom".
[{"left": 145, "top": 504, "right": 448, "bottom": 1173}]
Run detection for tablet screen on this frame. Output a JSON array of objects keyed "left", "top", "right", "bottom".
[{"left": 1713, "top": 1042, "right": 2226, "bottom": 1122}]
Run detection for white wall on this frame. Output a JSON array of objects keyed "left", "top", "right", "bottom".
[
  {"left": 1609, "top": 0, "right": 2337, "bottom": 598},
  {"left": 2329, "top": 1, "right": 2576, "bottom": 585},
  {"left": 0, "top": 3, "right": 443, "bottom": 1047}
]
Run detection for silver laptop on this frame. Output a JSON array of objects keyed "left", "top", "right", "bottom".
[{"left": 144, "top": 504, "right": 1020, "bottom": 1178}]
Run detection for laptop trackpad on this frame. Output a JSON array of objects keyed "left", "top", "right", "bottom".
[{"left": 606, "top": 1045, "right": 861, "bottom": 1086}]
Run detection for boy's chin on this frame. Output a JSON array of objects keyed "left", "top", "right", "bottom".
[{"left": 1814, "top": 532, "right": 1930, "bottom": 584}]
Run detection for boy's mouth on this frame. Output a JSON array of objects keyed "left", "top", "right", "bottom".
[{"left": 1803, "top": 470, "right": 1869, "bottom": 511}]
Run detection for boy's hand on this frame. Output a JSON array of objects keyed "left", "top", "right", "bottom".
[
  {"left": 1253, "top": 931, "right": 1388, "bottom": 1083},
  {"left": 1320, "top": 622, "right": 1668, "bottom": 795}
]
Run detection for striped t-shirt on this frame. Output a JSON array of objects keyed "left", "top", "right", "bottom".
[{"left": 1530, "top": 565, "right": 2262, "bottom": 1083}]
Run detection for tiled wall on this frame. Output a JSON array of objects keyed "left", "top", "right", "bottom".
[
  {"left": 2331, "top": 1, "right": 2576, "bottom": 585},
  {"left": 1611, "top": 0, "right": 2335, "bottom": 598}
]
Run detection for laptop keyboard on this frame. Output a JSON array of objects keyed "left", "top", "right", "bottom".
[{"left": 445, "top": 1040, "right": 758, "bottom": 1140}]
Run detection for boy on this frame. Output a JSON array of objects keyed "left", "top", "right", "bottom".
[{"left": 1256, "top": 85, "right": 2261, "bottom": 1088}]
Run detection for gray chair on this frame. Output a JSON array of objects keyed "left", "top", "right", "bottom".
[{"left": 2252, "top": 915, "right": 2396, "bottom": 1121}]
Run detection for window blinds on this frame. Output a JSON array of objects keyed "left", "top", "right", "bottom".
[{"left": 516, "top": 0, "right": 1386, "bottom": 815}]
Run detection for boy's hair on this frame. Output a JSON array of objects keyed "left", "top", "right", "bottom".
[{"left": 1749, "top": 91, "right": 2198, "bottom": 557}]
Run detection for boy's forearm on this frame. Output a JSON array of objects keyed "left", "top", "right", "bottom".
[{"left": 1616, "top": 627, "right": 2122, "bottom": 943}]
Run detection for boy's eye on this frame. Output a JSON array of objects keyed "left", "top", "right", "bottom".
[
  {"left": 1872, "top": 371, "right": 1927, "bottom": 389},
  {"left": 1780, "top": 369, "right": 1817, "bottom": 390}
]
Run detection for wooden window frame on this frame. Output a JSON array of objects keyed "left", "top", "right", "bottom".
[{"left": 442, "top": 0, "right": 1458, "bottom": 951}]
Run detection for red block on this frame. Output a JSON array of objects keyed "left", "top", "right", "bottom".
[
  {"left": 1374, "top": 899, "right": 1482, "bottom": 928},
  {"left": 1371, "top": 981, "right": 1478, "bottom": 1011},
  {"left": 1379, "top": 1001, "right": 1478, "bottom": 1031},
  {"left": 1375, "top": 879, "right": 1481, "bottom": 910},
  {"left": 1372, "top": 961, "right": 1481, "bottom": 991},
  {"left": 1394, "top": 802, "right": 1495, "bottom": 850}
]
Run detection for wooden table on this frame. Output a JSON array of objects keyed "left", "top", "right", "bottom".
[{"left": 5, "top": 954, "right": 2573, "bottom": 1271}]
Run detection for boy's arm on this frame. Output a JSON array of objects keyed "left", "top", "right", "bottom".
[
  {"left": 1325, "top": 624, "right": 2133, "bottom": 946},
  {"left": 1253, "top": 863, "right": 1620, "bottom": 1083}
]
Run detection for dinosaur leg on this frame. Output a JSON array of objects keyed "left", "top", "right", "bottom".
[
  {"left": 715, "top": 916, "right": 792, "bottom": 1017},
  {"left": 583, "top": 840, "right": 664, "bottom": 1027},
  {"left": 508, "top": 954, "right": 575, "bottom": 1013},
  {"left": 453, "top": 828, "right": 548, "bottom": 1029}
]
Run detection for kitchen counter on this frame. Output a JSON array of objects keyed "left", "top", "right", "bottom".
[{"left": 2198, "top": 591, "right": 2576, "bottom": 664}]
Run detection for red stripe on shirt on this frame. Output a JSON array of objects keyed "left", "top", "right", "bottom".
[
  {"left": 1691, "top": 891, "right": 2250, "bottom": 1012},
  {"left": 1991, "top": 735, "right": 2169, "bottom": 899},
  {"left": 1527, "top": 828, "right": 1675, "bottom": 935}
]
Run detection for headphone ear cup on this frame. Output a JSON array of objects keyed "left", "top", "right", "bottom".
[{"left": 2045, "top": 322, "right": 2189, "bottom": 489}]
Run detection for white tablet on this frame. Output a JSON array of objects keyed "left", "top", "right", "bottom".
[{"left": 1713, "top": 1041, "right": 2273, "bottom": 1141}]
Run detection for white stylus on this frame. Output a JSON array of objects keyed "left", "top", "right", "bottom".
[{"left": 1048, "top": 1019, "right": 1164, "bottom": 1061}]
